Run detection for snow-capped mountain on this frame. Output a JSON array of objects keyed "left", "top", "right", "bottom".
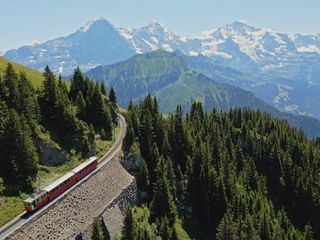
[
  {"left": 119, "top": 20, "right": 320, "bottom": 84},
  {"left": 4, "top": 18, "right": 320, "bottom": 119},
  {"left": 5, "top": 18, "right": 320, "bottom": 79},
  {"left": 293, "top": 33, "right": 320, "bottom": 53},
  {"left": 118, "top": 21, "right": 202, "bottom": 55},
  {"left": 116, "top": 20, "right": 320, "bottom": 119},
  {"left": 197, "top": 21, "right": 320, "bottom": 83},
  {"left": 4, "top": 18, "right": 135, "bottom": 74}
]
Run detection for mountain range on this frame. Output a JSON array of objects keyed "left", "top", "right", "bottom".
[
  {"left": 85, "top": 50, "right": 320, "bottom": 138},
  {"left": 3, "top": 18, "right": 320, "bottom": 120}
]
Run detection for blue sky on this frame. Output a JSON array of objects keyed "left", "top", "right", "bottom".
[{"left": 1, "top": 0, "right": 319, "bottom": 52}]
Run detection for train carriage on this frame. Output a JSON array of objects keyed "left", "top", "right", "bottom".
[
  {"left": 43, "top": 172, "right": 76, "bottom": 201},
  {"left": 24, "top": 190, "right": 48, "bottom": 212},
  {"left": 71, "top": 157, "right": 98, "bottom": 181},
  {"left": 24, "top": 157, "right": 98, "bottom": 213}
]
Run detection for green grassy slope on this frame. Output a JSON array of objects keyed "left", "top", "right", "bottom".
[{"left": 0, "top": 56, "right": 44, "bottom": 88}]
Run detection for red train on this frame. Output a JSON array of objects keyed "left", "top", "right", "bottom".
[{"left": 24, "top": 157, "right": 98, "bottom": 212}]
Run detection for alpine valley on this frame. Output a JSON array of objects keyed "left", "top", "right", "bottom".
[
  {"left": 3, "top": 18, "right": 320, "bottom": 121},
  {"left": 2, "top": 4, "right": 320, "bottom": 240}
]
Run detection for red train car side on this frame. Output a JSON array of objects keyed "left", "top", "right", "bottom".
[{"left": 24, "top": 157, "right": 98, "bottom": 212}]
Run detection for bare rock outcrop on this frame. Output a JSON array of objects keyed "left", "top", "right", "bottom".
[{"left": 35, "top": 138, "right": 68, "bottom": 166}]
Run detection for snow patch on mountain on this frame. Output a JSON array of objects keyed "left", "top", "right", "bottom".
[
  {"left": 79, "top": 17, "right": 108, "bottom": 32},
  {"left": 4, "top": 18, "right": 135, "bottom": 74},
  {"left": 4, "top": 18, "right": 320, "bottom": 120}
]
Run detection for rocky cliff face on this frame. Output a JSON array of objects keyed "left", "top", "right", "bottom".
[{"left": 35, "top": 138, "right": 68, "bottom": 166}]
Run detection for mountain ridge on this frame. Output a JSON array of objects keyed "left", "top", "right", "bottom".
[
  {"left": 6, "top": 18, "right": 320, "bottom": 76},
  {"left": 85, "top": 50, "right": 320, "bottom": 138},
  {"left": 4, "top": 18, "right": 320, "bottom": 119}
]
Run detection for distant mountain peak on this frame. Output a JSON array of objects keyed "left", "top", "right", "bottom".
[
  {"left": 215, "top": 20, "right": 259, "bottom": 37},
  {"left": 147, "top": 20, "right": 165, "bottom": 28},
  {"left": 141, "top": 21, "right": 173, "bottom": 35},
  {"left": 78, "top": 17, "right": 113, "bottom": 33},
  {"left": 230, "top": 20, "right": 251, "bottom": 28}
]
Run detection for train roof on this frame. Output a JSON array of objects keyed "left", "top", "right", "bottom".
[
  {"left": 24, "top": 190, "right": 47, "bottom": 203},
  {"left": 70, "top": 157, "right": 97, "bottom": 174},
  {"left": 42, "top": 171, "right": 75, "bottom": 193}
]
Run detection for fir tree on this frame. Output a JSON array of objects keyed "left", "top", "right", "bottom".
[
  {"left": 0, "top": 110, "right": 38, "bottom": 190},
  {"left": 42, "top": 66, "right": 58, "bottom": 116},
  {"left": 75, "top": 91, "right": 86, "bottom": 119},
  {"left": 2, "top": 63, "right": 19, "bottom": 110},
  {"left": 102, "top": 105, "right": 113, "bottom": 140},
  {"left": 150, "top": 157, "right": 177, "bottom": 224},
  {"left": 91, "top": 218, "right": 104, "bottom": 240},
  {"left": 122, "top": 207, "right": 134, "bottom": 240},
  {"left": 100, "top": 82, "right": 106, "bottom": 95},
  {"left": 17, "top": 71, "right": 39, "bottom": 127},
  {"left": 109, "top": 86, "right": 117, "bottom": 107},
  {"left": 69, "top": 67, "right": 86, "bottom": 101},
  {"left": 137, "top": 160, "right": 149, "bottom": 193}
]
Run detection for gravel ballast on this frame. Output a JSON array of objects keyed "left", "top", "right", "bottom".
[{"left": 9, "top": 157, "right": 134, "bottom": 240}]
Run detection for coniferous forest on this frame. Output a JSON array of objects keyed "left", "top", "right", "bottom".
[
  {"left": 0, "top": 64, "right": 115, "bottom": 192},
  {"left": 121, "top": 95, "right": 320, "bottom": 240}
]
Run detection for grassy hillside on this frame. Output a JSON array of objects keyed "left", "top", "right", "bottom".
[
  {"left": 0, "top": 56, "right": 45, "bottom": 88},
  {"left": 84, "top": 50, "right": 275, "bottom": 113}
]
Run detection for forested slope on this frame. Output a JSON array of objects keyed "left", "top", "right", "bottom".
[
  {"left": 0, "top": 64, "right": 115, "bottom": 192},
  {"left": 121, "top": 95, "right": 320, "bottom": 239}
]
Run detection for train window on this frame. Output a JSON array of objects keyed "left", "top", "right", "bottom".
[{"left": 24, "top": 202, "right": 31, "bottom": 208}]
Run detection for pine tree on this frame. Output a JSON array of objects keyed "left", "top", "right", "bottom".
[
  {"left": 216, "top": 213, "right": 236, "bottom": 240},
  {"left": 42, "top": 66, "right": 59, "bottom": 119},
  {"left": 304, "top": 224, "right": 315, "bottom": 240},
  {"left": 159, "top": 216, "right": 171, "bottom": 240},
  {"left": 150, "top": 157, "right": 177, "bottom": 224},
  {"left": 139, "top": 110, "right": 154, "bottom": 177},
  {"left": 122, "top": 207, "right": 134, "bottom": 240},
  {"left": 0, "top": 101, "right": 9, "bottom": 182},
  {"left": 123, "top": 118, "right": 135, "bottom": 153},
  {"left": 75, "top": 91, "right": 86, "bottom": 119},
  {"left": 109, "top": 86, "right": 117, "bottom": 107},
  {"left": 17, "top": 71, "right": 39, "bottom": 127},
  {"left": 100, "top": 82, "right": 106, "bottom": 95},
  {"left": 0, "top": 100, "right": 8, "bottom": 137},
  {"left": 260, "top": 212, "right": 272, "bottom": 240},
  {"left": 69, "top": 67, "right": 86, "bottom": 101},
  {"left": 2, "top": 63, "right": 19, "bottom": 109},
  {"left": 91, "top": 218, "right": 104, "bottom": 240},
  {"left": 58, "top": 75, "right": 68, "bottom": 95},
  {"left": 100, "top": 128, "right": 107, "bottom": 140},
  {"left": 102, "top": 105, "right": 113, "bottom": 140},
  {"left": 137, "top": 160, "right": 149, "bottom": 193},
  {"left": 170, "top": 105, "right": 187, "bottom": 169},
  {"left": 0, "top": 110, "right": 38, "bottom": 190}
]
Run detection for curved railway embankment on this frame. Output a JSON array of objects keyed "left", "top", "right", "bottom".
[
  {"left": 3, "top": 114, "right": 136, "bottom": 240},
  {"left": 9, "top": 156, "right": 135, "bottom": 240}
]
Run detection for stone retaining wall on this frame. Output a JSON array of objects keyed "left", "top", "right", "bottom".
[
  {"left": 80, "top": 180, "right": 137, "bottom": 240},
  {"left": 9, "top": 157, "right": 135, "bottom": 240}
]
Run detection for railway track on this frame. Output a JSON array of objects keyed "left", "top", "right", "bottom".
[{"left": 0, "top": 114, "right": 127, "bottom": 240}]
